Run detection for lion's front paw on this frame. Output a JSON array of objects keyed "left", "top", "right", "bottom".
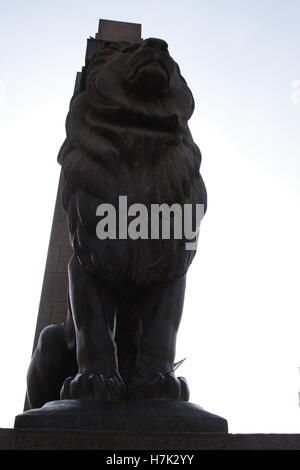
[
  {"left": 128, "top": 370, "right": 189, "bottom": 401},
  {"left": 60, "top": 371, "right": 125, "bottom": 400}
]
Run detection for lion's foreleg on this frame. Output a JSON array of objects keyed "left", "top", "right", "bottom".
[
  {"left": 60, "top": 255, "right": 125, "bottom": 400},
  {"left": 129, "top": 276, "right": 189, "bottom": 400}
]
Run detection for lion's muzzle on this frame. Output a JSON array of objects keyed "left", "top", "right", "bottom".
[{"left": 127, "top": 38, "right": 174, "bottom": 97}]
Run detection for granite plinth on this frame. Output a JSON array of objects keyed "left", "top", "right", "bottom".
[
  {"left": 15, "top": 400, "right": 228, "bottom": 433},
  {"left": 2, "top": 429, "right": 300, "bottom": 450}
]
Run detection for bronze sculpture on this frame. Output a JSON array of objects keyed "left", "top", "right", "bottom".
[{"left": 26, "top": 37, "right": 207, "bottom": 409}]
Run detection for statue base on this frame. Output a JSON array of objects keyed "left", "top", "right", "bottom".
[{"left": 14, "top": 400, "right": 228, "bottom": 433}]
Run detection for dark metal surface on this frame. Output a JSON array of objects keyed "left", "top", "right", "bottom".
[
  {"left": 23, "top": 21, "right": 218, "bottom": 431},
  {"left": 27, "top": 35, "right": 207, "bottom": 409}
]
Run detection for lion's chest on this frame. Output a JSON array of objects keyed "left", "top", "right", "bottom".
[
  {"left": 63, "top": 134, "right": 201, "bottom": 285},
  {"left": 68, "top": 185, "right": 194, "bottom": 286}
]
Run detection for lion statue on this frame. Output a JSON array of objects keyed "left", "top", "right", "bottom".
[{"left": 27, "top": 38, "right": 207, "bottom": 408}]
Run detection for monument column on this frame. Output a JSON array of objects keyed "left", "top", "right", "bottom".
[
  {"left": 24, "top": 19, "right": 142, "bottom": 411},
  {"left": 31, "top": 20, "right": 142, "bottom": 352}
]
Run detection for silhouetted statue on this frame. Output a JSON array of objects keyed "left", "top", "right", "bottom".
[{"left": 27, "top": 38, "right": 207, "bottom": 409}]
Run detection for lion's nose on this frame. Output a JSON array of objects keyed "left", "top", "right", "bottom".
[{"left": 143, "top": 38, "right": 168, "bottom": 52}]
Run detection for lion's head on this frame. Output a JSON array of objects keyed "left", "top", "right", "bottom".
[
  {"left": 58, "top": 36, "right": 206, "bottom": 285},
  {"left": 83, "top": 38, "right": 195, "bottom": 134},
  {"left": 59, "top": 37, "right": 205, "bottom": 209}
]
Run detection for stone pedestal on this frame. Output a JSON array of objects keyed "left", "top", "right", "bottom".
[
  {"left": 2, "top": 428, "right": 300, "bottom": 450},
  {"left": 15, "top": 400, "right": 228, "bottom": 433}
]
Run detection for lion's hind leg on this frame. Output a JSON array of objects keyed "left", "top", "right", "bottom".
[{"left": 27, "top": 320, "right": 77, "bottom": 409}]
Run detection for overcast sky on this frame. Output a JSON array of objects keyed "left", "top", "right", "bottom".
[{"left": 0, "top": 0, "right": 300, "bottom": 432}]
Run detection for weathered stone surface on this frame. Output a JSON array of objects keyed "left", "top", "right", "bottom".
[
  {"left": 50, "top": 221, "right": 70, "bottom": 246},
  {"left": 45, "top": 246, "right": 59, "bottom": 273},
  {"left": 57, "top": 246, "right": 72, "bottom": 273},
  {"left": 30, "top": 171, "right": 71, "bottom": 356},
  {"left": 96, "top": 19, "right": 141, "bottom": 42},
  {"left": 50, "top": 301, "right": 68, "bottom": 324},
  {"left": 32, "top": 301, "right": 52, "bottom": 349},
  {"left": 41, "top": 273, "right": 68, "bottom": 302},
  {"left": 1, "top": 428, "right": 300, "bottom": 450},
  {"left": 15, "top": 400, "right": 228, "bottom": 433}
]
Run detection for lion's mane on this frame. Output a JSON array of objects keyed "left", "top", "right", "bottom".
[{"left": 58, "top": 39, "right": 207, "bottom": 286}]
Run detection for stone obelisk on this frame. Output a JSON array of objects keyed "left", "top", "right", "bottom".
[
  {"left": 31, "top": 19, "right": 142, "bottom": 351},
  {"left": 24, "top": 20, "right": 142, "bottom": 410}
]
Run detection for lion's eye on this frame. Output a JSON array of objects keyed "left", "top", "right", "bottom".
[
  {"left": 122, "top": 44, "right": 140, "bottom": 54},
  {"left": 101, "top": 48, "right": 118, "bottom": 56}
]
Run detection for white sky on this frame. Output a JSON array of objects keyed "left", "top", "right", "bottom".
[{"left": 0, "top": 0, "right": 300, "bottom": 433}]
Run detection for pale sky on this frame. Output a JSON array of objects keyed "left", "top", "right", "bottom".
[{"left": 0, "top": 0, "right": 300, "bottom": 433}]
